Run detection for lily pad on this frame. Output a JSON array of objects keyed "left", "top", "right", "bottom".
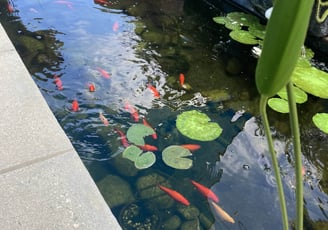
[
  {"left": 226, "top": 12, "right": 260, "bottom": 27},
  {"left": 126, "top": 124, "right": 156, "bottom": 146},
  {"left": 176, "top": 110, "right": 222, "bottom": 141},
  {"left": 292, "top": 66, "right": 328, "bottom": 99},
  {"left": 268, "top": 98, "right": 289, "bottom": 113},
  {"left": 312, "top": 113, "right": 328, "bottom": 134},
  {"left": 277, "top": 86, "right": 308, "bottom": 104},
  {"left": 229, "top": 30, "right": 259, "bottom": 45},
  {"left": 162, "top": 145, "right": 193, "bottom": 169},
  {"left": 135, "top": 152, "right": 156, "bottom": 169},
  {"left": 122, "top": 145, "right": 143, "bottom": 161}
]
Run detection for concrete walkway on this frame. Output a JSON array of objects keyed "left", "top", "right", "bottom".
[{"left": 0, "top": 23, "right": 122, "bottom": 229}]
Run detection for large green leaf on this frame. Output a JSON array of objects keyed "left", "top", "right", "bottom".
[
  {"left": 312, "top": 113, "right": 328, "bottom": 134},
  {"left": 268, "top": 98, "right": 289, "bottom": 113},
  {"left": 277, "top": 86, "right": 308, "bottom": 104},
  {"left": 162, "top": 145, "right": 192, "bottom": 169},
  {"left": 176, "top": 110, "right": 222, "bottom": 141},
  {"left": 126, "top": 124, "right": 156, "bottom": 146},
  {"left": 292, "top": 66, "right": 328, "bottom": 99},
  {"left": 134, "top": 152, "right": 156, "bottom": 169},
  {"left": 122, "top": 145, "right": 142, "bottom": 161},
  {"left": 229, "top": 30, "right": 259, "bottom": 45}
]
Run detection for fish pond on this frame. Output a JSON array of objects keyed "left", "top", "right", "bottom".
[{"left": 1, "top": 0, "right": 328, "bottom": 229}]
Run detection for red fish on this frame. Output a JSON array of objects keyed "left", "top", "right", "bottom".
[
  {"left": 158, "top": 185, "right": 190, "bottom": 206},
  {"left": 96, "top": 67, "right": 111, "bottom": 79},
  {"left": 112, "top": 21, "right": 119, "bottom": 32},
  {"left": 191, "top": 180, "right": 219, "bottom": 203},
  {"left": 94, "top": 0, "right": 112, "bottom": 5},
  {"left": 7, "top": 2, "right": 14, "bottom": 13},
  {"left": 181, "top": 144, "right": 201, "bottom": 151},
  {"left": 114, "top": 128, "right": 129, "bottom": 147},
  {"left": 142, "top": 119, "right": 157, "bottom": 139},
  {"left": 99, "top": 112, "right": 109, "bottom": 126},
  {"left": 209, "top": 200, "right": 235, "bottom": 224},
  {"left": 88, "top": 83, "right": 96, "bottom": 92},
  {"left": 147, "top": 84, "right": 160, "bottom": 98},
  {"left": 71, "top": 100, "right": 79, "bottom": 112},
  {"left": 54, "top": 75, "right": 63, "bottom": 90},
  {"left": 179, "top": 73, "right": 185, "bottom": 86},
  {"left": 138, "top": 144, "right": 158, "bottom": 152},
  {"left": 124, "top": 101, "right": 139, "bottom": 122}
]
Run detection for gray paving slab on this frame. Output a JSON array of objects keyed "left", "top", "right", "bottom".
[{"left": 0, "top": 23, "right": 122, "bottom": 229}]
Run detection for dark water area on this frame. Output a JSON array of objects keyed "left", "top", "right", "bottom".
[{"left": 1, "top": 0, "right": 328, "bottom": 229}]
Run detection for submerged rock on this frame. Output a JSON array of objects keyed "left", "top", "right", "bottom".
[
  {"left": 136, "top": 172, "right": 174, "bottom": 209},
  {"left": 97, "top": 174, "right": 135, "bottom": 208},
  {"left": 162, "top": 215, "right": 181, "bottom": 230}
]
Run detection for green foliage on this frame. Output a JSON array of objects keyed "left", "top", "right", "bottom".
[
  {"left": 162, "top": 145, "right": 193, "bottom": 169},
  {"left": 122, "top": 146, "right": 156, "bottom": 169},
  {"left": 176, "top": 110, "right": 222, "bottom": 141},
  {"left": 126, "top": 124, "right": 156, "bottom": 146},
  {"left": 268, "top": 98, "right": 289, "bottom": 113},
  {"left": 312, "top": 113, "right": 328, "bottom": 134}
]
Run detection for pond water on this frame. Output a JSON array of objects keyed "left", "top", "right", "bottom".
[{"left": 1, "top": 0, "right": 328, "bottom": 229}]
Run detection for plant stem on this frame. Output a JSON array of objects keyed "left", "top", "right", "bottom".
[
  {"left": 260, "top": 95, "right": 289, "bottom": 230},
  {"left": 286, "top": 82, "right": 303, "bottom": 230}
]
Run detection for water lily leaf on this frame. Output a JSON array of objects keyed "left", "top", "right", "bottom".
[
  {"left": 126, "top": 124, "right": 156, "bottom": 146},
  {"left": 312, "top": 113, "right": 328, "bottom": 134},
  {"left": 226, "top": 12, "right": 260, "bottom": 27},
  {"left": 292, "top": 66, "right": 328, "bottom": 99},
  {"left": 176, "top": 110, "right": 222, "bottom": 141},
  {"left": 277, "top": 86, "right": 308, "bottom": 104},
  {"left": 249, "top": 25, "right": 266, "bottom": 40},
  {"left": 229, "top": 30, "right": 259, "bottom": 45},
  {"left": 268, "top": 98, "right": 289, "bottom": 113},
  {"left": 135, "top": 151, "right": 156, "bottom": 169},
  {"left": 122, "top": 145, "right": 143, "bottom": 161},
  {"left": 213, "top": 16, "right": 226, "bottom": 25},
  {"left": 162, "top": 145, "right": 192, "bottom": 169}
]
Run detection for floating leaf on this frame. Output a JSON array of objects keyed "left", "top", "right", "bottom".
[
  {"left": 226, "top": 12, "right": 260, "bottom": 27},
  {"left": 277, "top": 86, "right": 308, "bottom": 104},
  {"left": 312, "top": 113, "right": 328, "bottom": 134},
  {"left": 213, "top": 16, "right": 226, "bottom": 25},
  {"left": 229, "top": 30, "right": 259, "bottom": 45},
  {"left": 176, "top": 110, "right": 222, "bottom": 141},
  {"left": 135, "top": 152, "right": 156, "bottom": 169},
  {"left": 122, "top": 145, "right": 142, "bottom": 161},
  {"left": 162, "top": 145, "right": 193, "bottom": 169},
  {"left": 248, "top": 25, "right": 266, "bottom": 40},
  {"left": 268, "top": 98, "right": 289, "bottom": 113},
  {"left": 292, "top": 66, "right": 328, "bottom": 99},
  {"left": 126, "top": 124, "right": 156, "bottom": 146}
]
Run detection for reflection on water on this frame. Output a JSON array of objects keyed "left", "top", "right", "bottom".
[{"left": 1, "top": 0, "right": 328, "bottom": 229}]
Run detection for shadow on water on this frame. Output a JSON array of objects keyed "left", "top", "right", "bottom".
[{"left": 1, "top": 0, "right": 328, "bottom": 229}]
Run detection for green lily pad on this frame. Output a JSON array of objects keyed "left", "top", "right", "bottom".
[
  {"left": 277, "top": 86, "right": 308, "bottom": 104},
  {"left": 268, "top": 98, "right": 289, "bottom": 113},
  {"left": 126, "top": 124, "right": 156, "bottom": 146},
  {"left": 312, "top": 113, "right": 328, "bottom": 134},
  {"left": 162, "top": 145, "right": 193, "bottom": 169},
  {"left": 135, "top": 151, "right": 156, "bottom": 169},
  {"left": 122, "top": 145, "right": 143, "bottom": 161},
  {"left": 213, "top": 16, "right": 226, "bottom": 25},
  {"left": 229, "top": 30, "right": 259, "bottom": 45},
  {"left": 249, "top": 25, "right": 266, "bottom": 40},
  {"left": 176, "top": 110, "right": 222, "bottom": 141},
  {"left": 226, "top": 12, "right": 260, "bottom": 27},
  {"left": 292, "top": 66, "right": 328, "bottom": 99}
]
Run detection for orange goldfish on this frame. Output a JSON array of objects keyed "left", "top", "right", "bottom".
[
  {"left": 158, "top": 185, "right": 190, "bottom": 206},
  {"left": 99, "top": 112, "right": 109, "bottom": 126},
  {"left": 179, "top": 73, "right": 185, "bottom": 86},
  {"left": 114, "top": 128, "right": 129, "bottom": 147},
  {"left": 54, "top": 75, "right": 63, "bottom": 90},
  {"left": 209, "top": 200, "right": 235, "bottom": 224},
  {"left": 71, "top": 100, "right": 79, "bottom": 112},
  {"left": 112, "top": 21, "right": 119, "bottom": 32},
  {"left": 147, "top": 83, "right": 160, "bottom": 98},
  {"left": 94, "top": 0, "right": 112, "bottom": 5},
  {"left": 138, "top": 144, "right": 158, "bottom": 152},
  {"left": 7, "top": 1, "right": 14, "bottom": 13},
  {"left": 88, "top": 83, "right": 95, "bottom": 92},
  {"left": 191, "top": 180, "right": 219, "bottom": 203},
  {"left": 96, "top": 67, "right": 111, "bottom": 79},
  {"left": 181, "top": 144, "right": 201, "bottom": 151},
  {"left": 142, "top": 118, "right": 157, "bottom": 139},
  {"left": 124, "top": 101, "right": 139, "bottom": 122}
]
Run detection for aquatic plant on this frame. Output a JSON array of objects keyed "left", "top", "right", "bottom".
[
  {"left": 255, "top": 0, "right": 314, "bottom": 229},
  {"left": 162, "top": 145, "right": 193, "bottom": 170},
  {"left": 126, "top": 124, "right": 156, "bottom": 146},
  {"left": 122, "top": 145, "right": 156, "bottom": 169},
  {"left": 176, "top": 110, "right": 222, "bottom": 141}
]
